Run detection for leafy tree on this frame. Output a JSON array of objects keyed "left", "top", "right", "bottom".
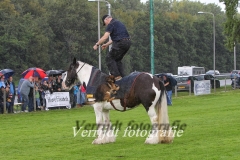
[
  {"left": 0, "top": 0, "right": 236, "bottom": 79},
  {"left": 220, "top": 0, "right": 239, "bottom": 50}
]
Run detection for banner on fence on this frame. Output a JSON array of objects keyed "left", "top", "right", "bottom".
[
  {"left": 45, "top": 91, "right": 71, "bottom": 109},
  {"left": 194, "top": 80, "right": 211, "bottom": 95}
]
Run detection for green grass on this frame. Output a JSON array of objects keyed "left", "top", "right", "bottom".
[{"left": 1, "top": 86, "right": 240, "bottom": 160}]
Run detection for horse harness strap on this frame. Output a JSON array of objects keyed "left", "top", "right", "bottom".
[
  {"left": 123, "top": 73, "right": 145, "bottom": 110},
  {"left": 110, "top": 73, "right": 145, "bottom": 112},
  {"left": 76, "top": 62, "right": 86, "bottom": 74},
  {"left": 110, "top": 101, "right": 124, "bottom": 112}
]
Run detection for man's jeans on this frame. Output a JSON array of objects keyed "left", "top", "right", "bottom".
[
  {"left": 21, "top": 94, "right": 29, "bottom": 111},
  {"left": 36, "top": 98, "right": 41, "bottom": 107},
  {"left": 166, "top": 90, "right": 172, "bottom": 105},
  {"left": 28, "top": 97, "right": 34, "bottom": 112}
]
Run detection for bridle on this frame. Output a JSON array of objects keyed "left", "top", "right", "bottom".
[{"left": 66, "top": 62, "right": 86, "bottom": 87}]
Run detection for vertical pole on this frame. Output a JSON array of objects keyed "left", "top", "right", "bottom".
[
  {"left": 233, "top": 14, "right": 237, "bottom": 70},
  {"left": 225, "top": 78, "right": 226, "bottom": 92},
  {"left": 175, "top": 86, "right": 177, "bottom": 97},
  {"left": 107, "top": 2, "right": 112, "bottom": 52},
  {"left": 98, "top": 1, "right": 101, "bottom": 70},
  {"left": 213, "top": 13, "right": 216, "bottom": 93},
  {"left": 234, "top": 42, "right": 236, "bottom": 70},
  {"left": 150, "top": 0, "right": 154, "bottom": 74},
  {"left": 197, "top": 12, "right": 216, "bottom": 92}
]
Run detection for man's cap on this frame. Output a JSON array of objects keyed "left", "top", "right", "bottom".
[{"left": 102, "top": 15, "right": 109, "bottom": 26}]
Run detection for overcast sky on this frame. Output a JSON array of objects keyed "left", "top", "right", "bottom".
[{"left": 140, "top": 0, "right": 226, "bottom": 11}]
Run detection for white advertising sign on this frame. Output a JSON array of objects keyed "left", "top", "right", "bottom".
[
  {"left": 194, "top": 80, "right": 211, "bottom": 95},
  {"left": 45, "top": 91, "right": 71, "bottom": 109}
]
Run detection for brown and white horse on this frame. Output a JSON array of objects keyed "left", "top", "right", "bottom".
[{"left": 62, "top": 58, "right": 174, "bottom": 144}]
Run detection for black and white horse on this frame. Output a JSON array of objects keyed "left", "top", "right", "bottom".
[{"left": 62, "top": 58, "right": 174, "bottom": 144}]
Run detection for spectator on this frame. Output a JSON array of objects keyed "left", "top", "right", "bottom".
[
  {"left": 40, "top": 80, "right": 50, "bottom": 110},
  {"left": 5, "top": 76, "right": 16, "bottom": 113},
  {"left": 0, "top": 86, "right": 4, "bottom": 114},
  {"left": 17, "top": 78, "right": 24, "bottom": 103},
  {"left": 19, "top": 76, "right": 35, "bottom": 112},
  {"left": 52, "top": 77, "right": 58, "bottom": 92},
  {"left": 0, "top": 86, "right": 12, "bottom": 113},
  {"left": 77, "top": 83, "right": 86, "bottom": 108},
  {"left": 5, "top": 86, "right": 12, "bottom": 113},
  {"left": 35, "top": 80, "right": 43, "bottom": 107},
  {"left": 55, "top": 75, "right": 63, "bottom": 91},
  {"left": 163, "top": 75, "right": 172, "bottom": 106},
  {"left": 0, "top": 75, "right": 6, "bottom": 88},
  {"left": 35, "top": 85, "right": 41, "bottom": 109},
  {"left": 28, "top": 87, "right": 34, "bottom": 112},
  {"left": 47, "top": 77, "right": 54, "bottom": 93},
  {"left": 73, "top": 84, "right": 79, "bottom": 108}
]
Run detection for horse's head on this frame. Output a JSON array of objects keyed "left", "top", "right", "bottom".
[{"left": 62, "top": 58, "right": 79, "bottom": 90}]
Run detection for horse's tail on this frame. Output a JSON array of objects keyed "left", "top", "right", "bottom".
[{"left": 156, "top": 80, "right": 174, "bottom": 143}]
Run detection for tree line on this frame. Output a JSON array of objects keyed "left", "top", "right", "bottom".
[{"left": 0, "top": 0, "right": 238, "bottom": 80}]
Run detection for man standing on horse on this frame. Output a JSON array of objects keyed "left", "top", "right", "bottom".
[{"left": 93, "top": 15, "right": 131, "bottom": 81}]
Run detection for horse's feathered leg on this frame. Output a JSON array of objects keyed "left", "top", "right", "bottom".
[
  {"left": 156, "top": 81, "right": 174, "bottom": 144},
  {"left": 144, "top": 80, "right": 174, "bottom": 144},
  {"left": 92, "top": 102, "right": 116, "bottom": 144},
  {"left": 102, "top": 110, "right": 116, "bottom": 143},
  {"left": 144, "top": 102, "right": 159, "bottom": 144},
  {"left": 92, "top": 102, "right": 104, "bottom": 144},
  {"left": 143, "top": 86, "right": 160, "bottom": 144}
]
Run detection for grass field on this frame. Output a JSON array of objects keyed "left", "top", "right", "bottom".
[{"left": 0, "top": 87, "right": 240, "bottom": 160}]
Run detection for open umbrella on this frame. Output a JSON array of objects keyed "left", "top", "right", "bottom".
[
  {"left": 46, "top": 70, "right": 62, "bottom": 77},
  {"left": 58, "top": 69, "right": 65, "bottom": 73},
  {"left": 0, "top": 69, "right": 14, "bottom": 79},
  {"left": 22, "top": 67, "right": 46, "bottom": 79},
  {"left": 42, "top": 77, "right": 48, "bottom": 82}
]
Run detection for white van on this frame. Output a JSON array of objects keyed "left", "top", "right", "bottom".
[{"left": 178, "top": 66, "right": 205, "bottom": 76}]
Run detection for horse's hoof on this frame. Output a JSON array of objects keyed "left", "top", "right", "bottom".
[
  {"left": 106, "top": 136, "right": 116, "bottom": 143},
  {"left": 158, "top": 130, "right": 174, "bottom": 144},
  {"left": 145, "top": 135, "right": 159, "bottom": 144},
  {"left": 159, "top": 136, "right": 174, "bottom": 144},
  {"left": 145, "top": 139, "right": 159, "bottom": 144},
  {"left": 92, "top": 138, "right": 104, "bottom": 144},
  {"left": 92, "top": 135, "right": 116, "bottom": 144}
]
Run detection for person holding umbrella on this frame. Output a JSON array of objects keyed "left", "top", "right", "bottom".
[
  {"left": 0, "top": 69, "right": 14, "bottom": 79},
  {"left": 19, "top": 76, "right": 35, "bottom": 112},
  {"left": 5, "top": 76, "right": 16, "bottom": 113},
  {"left": 55, "top": 75, "right": 63, "bottom": 92}
]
